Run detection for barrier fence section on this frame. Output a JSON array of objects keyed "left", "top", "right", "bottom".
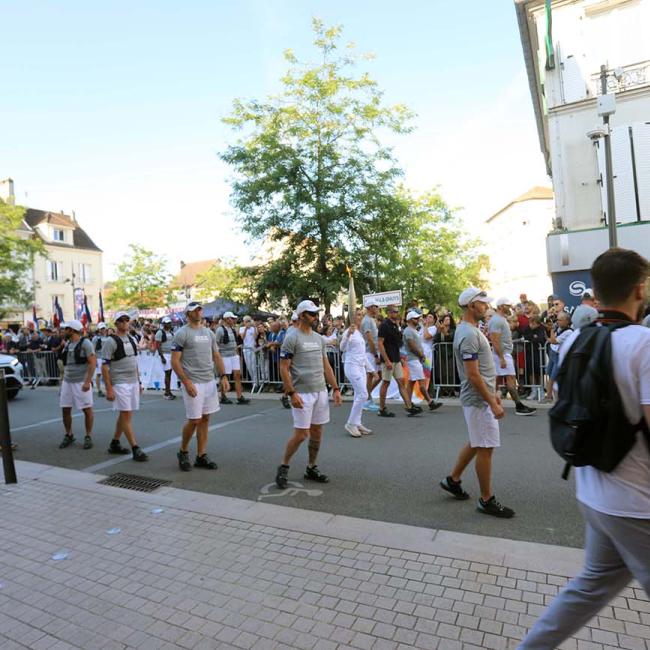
[
  {"left": 430, "top": 339, "right": 548, "bottom": 402},
  {"left": 16, "top": 351, "right": 60, "bottom": 385}
]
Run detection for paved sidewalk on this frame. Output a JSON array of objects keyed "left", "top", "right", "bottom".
[{"left": 1, "top": 462, "right": 648, "bottom": 650}]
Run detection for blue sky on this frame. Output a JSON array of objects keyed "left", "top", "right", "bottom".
[{"left": 2, "top": 0, "right": 548, "bottom": 279}]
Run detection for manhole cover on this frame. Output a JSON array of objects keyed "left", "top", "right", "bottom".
[{"left": 98, "top": 473, "right": 171, "bottom": 493}]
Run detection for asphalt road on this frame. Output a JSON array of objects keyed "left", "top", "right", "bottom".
[{"left": 6, "top": 386, "right": 583, "bottom": 548}]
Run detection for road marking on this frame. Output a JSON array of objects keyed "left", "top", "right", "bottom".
[
  {"left": 82, "top": 411, "right": 269, "bottom": 473},
  {"left": 11, "top": 398, "right": 165, "bottom": 432},
  {"left": 257, "top": 481, "right": 323, "bottom": 501}
]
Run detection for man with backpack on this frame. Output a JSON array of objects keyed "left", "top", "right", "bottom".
[
  {"left": 520, "top": 248, "right": 650, "bottom": 648},
  {"left": 58, "top": 320, "right": 96, "bottom": 450},
  {"left": 101, "top": 311, "right": 148, "bottom": 462},
  {"left": 215, "top": 311, "right": 249, "bottom": 404},
  {"left": 154, "top": 316, "right": 176, "bottom": 400}
]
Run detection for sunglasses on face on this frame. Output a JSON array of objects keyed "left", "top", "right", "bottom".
[
  {"left": 116, "top": 317, "right": 130, "bottom": 323},
  {"left": 304, "top": 311, "right": 319, "bottom": 318}
]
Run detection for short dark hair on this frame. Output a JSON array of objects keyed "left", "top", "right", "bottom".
[{"left": 591, "top": 247, "right": 650, "bottom": 305}]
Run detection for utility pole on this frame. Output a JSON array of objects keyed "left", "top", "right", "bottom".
[{"left": 600, "top": 65, "right": 618, "bottom": 248}]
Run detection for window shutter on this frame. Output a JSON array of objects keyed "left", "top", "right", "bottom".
[
  {"left": 632, "top": 122, "right": 650, "bottom": 221},
  {"left": 611, "top": 126, "right": 638, "bottom": 224}
]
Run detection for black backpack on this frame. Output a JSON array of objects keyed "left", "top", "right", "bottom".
[
  {"left": 158, "top": 329, "right": 167, "bottom": 343},
  {"left": 61, "top": 337, "right": 90, "bottom": 366},
  {"left": 550, "top": 316, "right": 650, "bottom": 480},
  {"left": 109, "top": 334, "right": 138, "bottom": 361}
]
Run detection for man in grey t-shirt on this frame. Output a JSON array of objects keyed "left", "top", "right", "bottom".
[
  {"left": 275, "top": 300, "right": 342, "bottom": 490},
  {"left": 101, "top": 311, "right": 148, "bottom": 462},
  {"left": 488, "top": 298, "right": 535, "bottom": 416},
  {"left": 439, "top": 287, "right": 514, "bottom": 519},
  {"left": 58, "top": 320, "right": 96, "bottom": 451},
  {"left": 361, "top": 298, "right": 381, "bottom": 411},
  {"left": 172, "top": 302, "right": 229, "bottom": 472},
  {"left": 154, "top": 316, "right": 175, "bottom": 400},
  {"left": 215, "top": 311, "right": 249, "bottom": 405}
]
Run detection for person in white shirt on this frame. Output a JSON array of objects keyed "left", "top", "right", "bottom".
[
  {"left": 519, "top": 247, "right": 650, "bottom": 649},
  {"left": 340, "top": 309, "right": 377, "bottom": 437},
  {"left": 239, "top": 316, "right": 258, "bottom": 385}
]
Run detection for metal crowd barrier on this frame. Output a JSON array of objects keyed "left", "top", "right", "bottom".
[
  {"left": 16, "top": 351, "right": 61, "bottom": 384},
  {"left": 430, "top": 340, "right": 548, "bottom": 402}
]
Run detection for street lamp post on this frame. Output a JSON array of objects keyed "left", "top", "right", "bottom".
[{"left": 599, "top": 64, "right": 618, "bottom": 249}]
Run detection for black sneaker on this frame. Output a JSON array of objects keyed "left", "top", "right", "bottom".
[
  {"left": 59, "top": 435, "right": 75, "bottom": 449},
  {"left": 378, "top": 408, "right": 395, "bottom": 418},
  {"left": 405, "top": 406, "right": 421, "bottom": 417},
  {"left": 276, "top": 464, "right": 289, "bottom": 489},
  {"left": 177, "top": 450, "right": 191, "bottom": 471},
  {"left": 236, "top": 396, "right": 250, "bottom": 405},
  {"left": 221, "top": 396, "right": 233, "bottom": 404},
  {"left": 477, "top": 496, "right": 515, "bottom": 518},
  {"left": 515, "top": 404, "right": 536, "bottom": 416},
  {"left": 108, "top": 439, "right": 130, "bottom": 455},
  {"left": 281, "top": 396, "right": 291, "bottom": 409},
  {"left": 412, "top": 405, "right": 423, "bottom": 413},
  {"left": 304, "top": 465, "right": 329, "bottom": 483},
  {"left": 440, "top": 476, "right": 470, "bottom": 500},
  {"left": 428, "top": 401, "right": 443, "bottom": 411},
  {"left": 97, "top": 390, "right": 105, "bottom": 397},
  {"left": 132, "top": 446, "right": 148, "bottom": 462},
  {"left": 83, "top": 435, "right": 93, "bottom": 450},
  {"left": 194, "top": 454, "right": 217, "bottom": 469}
]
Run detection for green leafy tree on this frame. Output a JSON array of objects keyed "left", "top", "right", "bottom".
[
  {"left": 106, "top": 244, "right": 172, "bottom": 310},
  {"left": 221, "top": 19, "right": 413, "bottom": 312},
  {"left": 0, "top": 200, "right": 44, "bottom": 315},
  {"left": 368, "top": 189, "right": 483, "bottom": 310}
]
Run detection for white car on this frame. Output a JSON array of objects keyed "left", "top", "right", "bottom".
[{"left": 0, "top": 354, "right": 24, "bottom": 400}]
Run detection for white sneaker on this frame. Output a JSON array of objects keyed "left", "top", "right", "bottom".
[
  {"left": 357, "top": 424, "right": 373, "bottom": 435},
  {"left": 345, "top": 423, "right": 362, "bottom": 438}
]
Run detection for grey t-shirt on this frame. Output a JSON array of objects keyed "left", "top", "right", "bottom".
[
  {"left": 63, "top": 338, "right": 95, "bottom": 383},
  {"left": 173, "top": 325, "right": 219, "bottom": 383},
  {"left": 280, "top": 327, "right": 326, "bottom": 393},
  {"left": 403, "top": 326, "right": 423, "bottom": 361},
  {"left": 361, "top": 315, "right": 378, "bottom": 354},
  {"left": 215, "top": 326, "right": 238, "bottom": 357},
  {"left": 155, "top": 328, "right": 174, "bottom": 354},
  {"left": 487, "top": 313, "right": 513, "bottom": 355},
  {"left": 102, "top": 335, "right": 139, "bottom": 385},
  {"left": 453, "top": 321, "right": 496, "bottom": 407}
]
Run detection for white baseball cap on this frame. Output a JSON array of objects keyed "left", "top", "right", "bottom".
[
  {"left": 223, "top": 311, "right": 237, "bottom": 319},
  {"left": 161, "top": 316, "right": 172, "bottom": 324},
  {"left": 495, "top": 297, "right": 513, "bottom": 307},
  {"left": 364, "top": 297, "right": 380, "bottom": 308},
  {"left": 96, "top": 322, "right": 107, "bottom": 330},
  {"left": 406, "top": 310, "right": 421, "bottom": 321},
  {"left": 582, "top": 288, "right": 594, "bottom": 299},
  {"left": 63, "top": 320, "right": 83, "bottom": 332},
  {"left": 185, "top": 301, "right": 202, "bottom": 313},
  {"left": 291, "top": 312, "right": 299, "bottom": 321},
  {"left": 458, "top": 287, "right": 493, "bottom": 307},
  {"left": 296, "top": 300, "right": 321, "bottom": 316},
  {"left": 113, "top": 311, "right": 130, "bottom": 322}
]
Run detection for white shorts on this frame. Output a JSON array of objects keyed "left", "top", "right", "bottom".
[
  {"left": 59, "top": 381, "right": 94, "bottom": 411},
  {"left": 365, "top": 352, "right": 379, "bottom": 373},
  {"left": 463, "top": 405, "right": 500, "bottom": 448},
  {"left": 182, "top": 380, "right": 220, "bottom": 420},
  {"left": 94, "top": 358, "right": 103, "bottom": 376},
  {"left": 407, "top": 359, "right": 425, "bottom": 382},
  {"left": 112, "top": 383, "right": 140, "bottom": 412},
  {"left": 162, "top": 353, "right": 172, "bottom": 372},
  {"left": 291, "top": 390, "right": 330, "bottom": 430},
  {"left": 222, "top": 355, "right": 241, "bottom": 374},
  {"left": 493, "top": 352, "right": 516, "bottom": 377}
]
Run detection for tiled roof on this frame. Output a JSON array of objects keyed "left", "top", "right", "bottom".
[
  {"left": 486, "top": 186, "right": 554, "bottom": 223},
  {"left": 173, "top": 259, "right": 221, "bottom": 287},
  {"left": 23, "top": 208, "right": 102, "bottom": 252}
]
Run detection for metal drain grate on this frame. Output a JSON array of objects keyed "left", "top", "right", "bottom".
[{"left": 98, "top": 473, "right": 171, "bottom": 493}]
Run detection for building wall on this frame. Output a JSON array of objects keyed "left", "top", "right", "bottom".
[
  {"left": 26, "top": 246, "right": 103, "bottom": 324},
  {"left": 483, "top": 199, "right": 555, "bottom": 305}
]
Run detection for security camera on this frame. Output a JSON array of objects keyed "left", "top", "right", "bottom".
[{"left": 587, "top": 126, "right": 608, "bottom": 141}]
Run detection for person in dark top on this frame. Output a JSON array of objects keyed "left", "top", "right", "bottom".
[
  {"left": 521, "top": 315, "right": 546, "bottom": 389},
  {"left": 433, "top": 314, "right": 457, "bottom": 396},
  {"left": 377, "top": 306, "right": 420, "bottom": 418}
]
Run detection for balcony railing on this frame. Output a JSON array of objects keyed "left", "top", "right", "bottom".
[{"left": 591, "top": 60, "right": 650, "bottom": 95}]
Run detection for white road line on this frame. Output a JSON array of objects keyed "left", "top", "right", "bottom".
[
  {"left": 82, "top": 411, "right": 269, "bottom": 473},
  {"left": 11, "top": 397, "right": 165, "bottom": 432}
]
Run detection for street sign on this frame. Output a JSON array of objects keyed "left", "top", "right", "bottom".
[{"left": 362, "top": 290, "right": 403, "bottom": 307}]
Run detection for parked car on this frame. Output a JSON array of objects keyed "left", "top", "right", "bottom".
[{"left": 0, "top": 354, "right": 24, "bottom": 400}]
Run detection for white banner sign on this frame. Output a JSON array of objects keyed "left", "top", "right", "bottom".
[{"left": 362, "top": 290, "right": 402, "bottom": 307}]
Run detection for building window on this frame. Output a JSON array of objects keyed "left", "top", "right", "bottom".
[
  {"left": 47, "top": 261, "right": 63, "bottom": 281},
  {"left": 78, "top": 263, "right": 92, "bottom": 284},
  {"left": 52, "top": 228, "right": 65, "bottom": 242}
]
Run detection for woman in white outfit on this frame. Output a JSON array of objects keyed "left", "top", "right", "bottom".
[{"left": 340, "top": 310, "right": 378, "bottom": 437}]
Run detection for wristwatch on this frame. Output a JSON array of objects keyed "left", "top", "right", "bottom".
[{"left": 287, "top": 390, "right": 296, "bottom": 396}]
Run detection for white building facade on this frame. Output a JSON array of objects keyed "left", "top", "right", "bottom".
[{"left": 516, "top": 0, "right": 650, "bottom": 304}]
